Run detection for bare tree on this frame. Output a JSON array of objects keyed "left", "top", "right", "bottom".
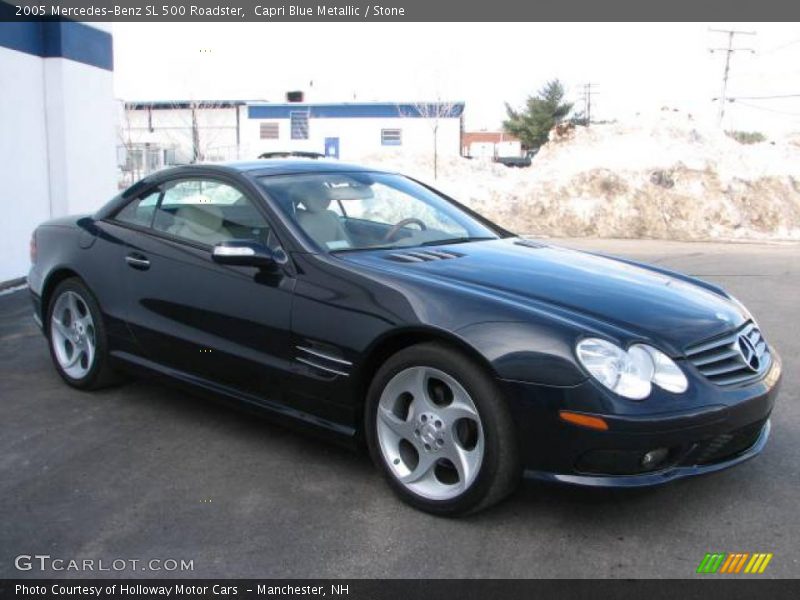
[
  {"left": 165, "top": 99, "right": 231, "bottom": 163},
  {"left": 401, "top": 99, "right": 461, "bottom": 179},
  {"left": 116, "top": 100, "right": 141, "bottom": 187}
]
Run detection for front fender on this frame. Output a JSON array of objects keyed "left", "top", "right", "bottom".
[{"left": 456, "top": 320, "right": 587, "bottom": 386}]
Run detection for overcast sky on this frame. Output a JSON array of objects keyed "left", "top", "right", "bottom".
[{"left": 113, "top": 22, "right": 800, "bottom": 134}]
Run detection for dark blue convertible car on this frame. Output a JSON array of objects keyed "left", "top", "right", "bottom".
[{"left": 28, "top": 160, "right": 782, "bottom": 515}]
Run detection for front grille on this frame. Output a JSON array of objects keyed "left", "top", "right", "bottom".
[
  {"left": 685, "top": 321, "right": 771, "bottom": 386},
  {"left": 690, "top": 420, "right": 766, "bottom": 465}
]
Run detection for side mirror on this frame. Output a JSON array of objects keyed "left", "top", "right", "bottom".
[{"left": 212, "top": 240, "right": 276, "bottom": 268}]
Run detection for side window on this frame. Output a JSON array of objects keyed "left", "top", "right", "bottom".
[
  {"left": 152, "top": 179, "right": 271, "bottom": 246},
  {"left": 113, "top": 190, "right": 161, "bottom": 227}
]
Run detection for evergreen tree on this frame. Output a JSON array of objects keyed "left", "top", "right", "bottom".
[{"left": 503, "top": 80, "right": 574, "bottom": 149}]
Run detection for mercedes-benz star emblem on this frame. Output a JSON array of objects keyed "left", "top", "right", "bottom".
[{"left": 737, "top": 334, "right": 761, "bottom": 372}]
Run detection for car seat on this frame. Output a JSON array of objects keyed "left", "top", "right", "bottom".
[
  {"left": 291, "top": 183, "right": 352, "bottom": 249},
  {"left": 168, "top": 204, "right": 233, "bottom": 245}
]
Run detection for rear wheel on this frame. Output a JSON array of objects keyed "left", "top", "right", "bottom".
[
  {"left": 47, "top": 278, "right": 119, "bottom": 390},
  {"left": 365, "top": 343, "right": 520, "bottom": 516}
]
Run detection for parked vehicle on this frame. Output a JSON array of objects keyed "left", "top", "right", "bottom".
[
  {"left": 494, "top": 149, "right": 538, "bottom": 168},
  {"left": 29, "top": 160, "right": 781, "bottom": 515},
  {"left": 258, "top": 151, "right": 325, "bottom": 160}
]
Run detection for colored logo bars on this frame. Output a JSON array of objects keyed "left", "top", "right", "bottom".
[{"left": 697, "top": 552, "right": 773, "bottom": 574}]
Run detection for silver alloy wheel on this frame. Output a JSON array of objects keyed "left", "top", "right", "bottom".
[
  {"left": 50, "top": 290, "right": 96, "bottom": 380},
  {"left": 376, "top": 366, "right": 485, "bottom": 501}
]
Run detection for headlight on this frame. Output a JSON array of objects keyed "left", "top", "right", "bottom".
[{"left": 576, "top": 338, "right": 688, "bottom": 400}]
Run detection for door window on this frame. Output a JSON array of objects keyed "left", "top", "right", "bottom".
[
  {"left": 113, "top": 189, "right": 161, "bottom": 228},
  {"left": 152, "top": 179, "right": 272, "bottom": 246}
]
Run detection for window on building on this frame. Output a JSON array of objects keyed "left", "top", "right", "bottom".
[
  {"left": 260, "top": 122, "right": 280, "bottom": 140},
  {"left": 290, "top": 112, "right": 309, "bottom": 140},
  {"left": 381, "top": 129, "right": 402, "bottom": 146}
]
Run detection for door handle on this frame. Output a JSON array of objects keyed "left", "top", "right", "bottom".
[{"left": 125, "top": 253, "right": 150, "bottom": 270}]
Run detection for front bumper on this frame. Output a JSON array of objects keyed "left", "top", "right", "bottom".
[
  {"left": 502, "top": 353, "right": 781, "bottom": 488},
  {"left": 524, "top": 419, "right": 770, "bottom": 487}
]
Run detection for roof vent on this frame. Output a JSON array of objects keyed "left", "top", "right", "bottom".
[{"left": 385, "top": 250, "right": 464, "bottom": 263}]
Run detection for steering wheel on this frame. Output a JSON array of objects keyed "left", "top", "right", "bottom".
[{"left": 382, "top": 218, "right": 427, "bottom": 241}]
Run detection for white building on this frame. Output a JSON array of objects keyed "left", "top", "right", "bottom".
[
  {"left": 244, "top": 102, "right": 465, "bottom": 161},
  {"left": 0, "top": 22, "right": 117, "bottom": 283},
  {"left": 120, "top": 100, "right": 465, "bottom": 179}
]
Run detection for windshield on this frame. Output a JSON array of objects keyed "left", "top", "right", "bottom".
[{"left": 257, "top": 172, "right": 498, "bottom": 252}]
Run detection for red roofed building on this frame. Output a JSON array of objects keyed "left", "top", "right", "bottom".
[{"left": 462, "top": 131, "right": 522, "bottom": 158}]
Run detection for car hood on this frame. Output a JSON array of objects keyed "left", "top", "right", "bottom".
[{"left": 339, "top": 238, "right": 747, "bottom": 353}]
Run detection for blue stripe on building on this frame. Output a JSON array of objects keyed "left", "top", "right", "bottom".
[
  {"left": 0, "top": 21, "right": 113, "bottom": 71},
  {"left": 248, "top": 103, "right": 465, "bottom": 119}
]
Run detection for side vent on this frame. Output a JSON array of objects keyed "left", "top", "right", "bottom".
[
  {"left": 385, "top": 250, "right": 464, "bottom": 263},
  {"left": 295, "top": 345, "right": 352, "bottom": 378}
]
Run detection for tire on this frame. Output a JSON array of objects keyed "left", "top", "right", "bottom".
[
  {"left": 46, "top": 277, "right": 120, "bottom": 390},
  {"left": 365, "top": 342, "right": 520, "bottom": 516}
]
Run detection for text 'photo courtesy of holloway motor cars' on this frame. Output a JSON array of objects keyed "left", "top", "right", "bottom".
[{"left": 28, "top": 159, "right": 782, "bottom": 516}]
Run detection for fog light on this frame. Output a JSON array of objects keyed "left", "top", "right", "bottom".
[{"left": 641, "top": 448, "right": 669, "bottom": 470}]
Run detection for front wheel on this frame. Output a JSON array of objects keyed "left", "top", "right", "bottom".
[
  {"left": 365, "top": 343, "right": 520, "bottom": 516},
  {"left": 47, "top": 278, "right": 119, "bottom": 390}
]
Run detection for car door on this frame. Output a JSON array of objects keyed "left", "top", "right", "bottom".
[{"left": 111, "top": 174, "right": 296, "bottom": 404}]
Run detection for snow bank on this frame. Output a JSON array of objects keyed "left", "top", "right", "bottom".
[{"left": 356, "top": 110, "right": 800, "bottom": 241}]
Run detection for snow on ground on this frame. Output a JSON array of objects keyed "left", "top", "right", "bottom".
[{"left": 357, "top": 110, "right": 800, "bottom": 241}]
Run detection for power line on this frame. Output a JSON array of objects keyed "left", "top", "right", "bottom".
[
  {"left": 759, "top": 35, "right": 800, "bottom": 57},
  {"left": 723, "top": 93, "right": 800, "bottom": 100},
  {"left": 709, "top": 28, "right": 756, "bottom": 126},
  {"left": 729, "top": 100, "right": 800, "bottom": 117}
]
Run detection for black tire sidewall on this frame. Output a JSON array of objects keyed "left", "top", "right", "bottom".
[
  {"left": 365, "top": 342, "right": 517, "bottom": 516},
  {"left": 46, "top": 278, "right": 109, "bottom": 389}
]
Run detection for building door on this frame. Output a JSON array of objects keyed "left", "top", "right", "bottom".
[{"left": 324, "top": 137, "right": 340, "bottom": 159}]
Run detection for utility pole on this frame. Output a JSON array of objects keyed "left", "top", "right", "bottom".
[
  {"left": 581, "top": 83, "right": 599, "bottom": 125},
  {"left": 709, "top": 28, "right": 756, "bottom": 126}
]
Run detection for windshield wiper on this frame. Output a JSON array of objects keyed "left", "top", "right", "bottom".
[{"left": 418, "top": 236, "right": 496, "bottom": 247}]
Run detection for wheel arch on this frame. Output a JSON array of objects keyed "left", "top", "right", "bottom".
[
  {"left": 353, "top": 326, "right": 500, "bottom": 424},
  {"left": 40, "top": 268, "right": 82, "bottom": 326}
]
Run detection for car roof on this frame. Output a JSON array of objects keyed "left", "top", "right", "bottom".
[{"left": 200, "top": 159, "right": 387, "bottom": 177}]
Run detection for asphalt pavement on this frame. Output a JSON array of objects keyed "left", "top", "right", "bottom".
[{"left": 1, "top": 238, "right": 798, "bottom": 578}]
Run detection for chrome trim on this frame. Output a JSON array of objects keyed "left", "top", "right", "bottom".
[
  {"left": 296, "top": 346, "right": 353, "bottom": 366},
  {"left": 296, "top": 357, "right": 350, "bottom": 377},
  {"left": 685, "top": 321, "right": 771, "bottom": 386},
  {"left": 690, "top": 347, "right": 739, "bottom": 366},
  {"left": 685, "top": 332, "right": 739, "bottom": 356},
  {"left": 124, "top": 256, "right": 150, "bottom": 267}
]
